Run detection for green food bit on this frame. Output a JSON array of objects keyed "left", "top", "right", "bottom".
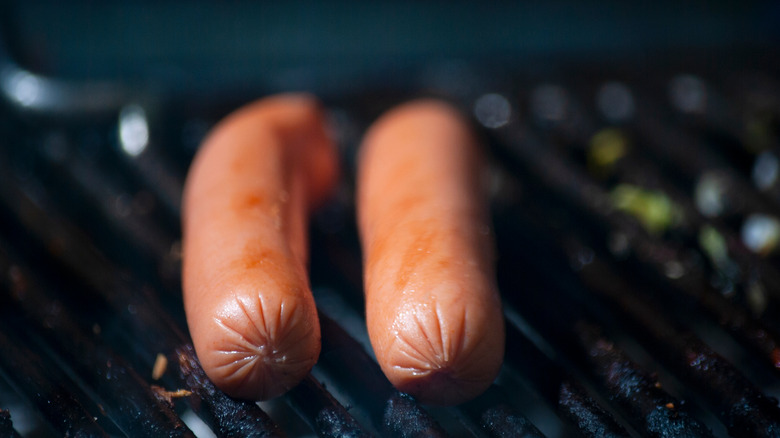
[
  {"left": 698, "top": 225, "right": 728, "bottom": 268},
  {"left": 588, "top": 128, "right": 629, "bottom": 178},
  {"left": 610, "top": 184, "right": 682, "bottom": 235},
  {"left": 744, "top": 112, "right": 777, "bottom": 153},
  {"left": 747, "top": 281, "right": 768, "bottom": 316}
]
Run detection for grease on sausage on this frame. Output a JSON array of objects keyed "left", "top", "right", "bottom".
[
  {"left": 182, "top": 94, "right": 338, "bottom": 400},
  {"left": 357, "top": 99, "right": 505, "bottom": 405}
]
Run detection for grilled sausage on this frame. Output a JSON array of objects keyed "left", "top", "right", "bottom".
[
  {"left": 182, "top": 94, "right": 338, "bottom": 400},
  {"left": 357, "top": 99, "right": 505, "bottom": 405}
]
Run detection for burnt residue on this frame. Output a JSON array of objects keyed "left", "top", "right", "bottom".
[
  {"left": 176, "top": 344, "right": 284, "bottom": 438},
  {"left": 683, "top": 348, "right": 780, "bottom": 437},
  {"left": 315, "top": 408, "right": 370, "bottom": 438},
  {"left": 461, "top": 385, "right": 546, "bottom": 438},
  {"left": 478, "top": 403, "right": 546, "bottom": 438},
  {"left": 502, "top": 322, "right": 619, "bottom": 437},
  {"left": 288, "top": 375, "right": 370, "bottom": 438},
  {"left": 575, "top": 253, "right": 780, "bottom": 437},
  {"left": 644, "top": 405, "right": 710, "bottom": 438},
  {"left": 317, "top": 312, "right": 445, "bottom": 438},
  {"left": 0, "top": 409, "right": 21, "bottom": 438},
  {"left": 558, "top": 381, "right": 629, "bottom": 438},
  {"left": 384, "top": 393, "right": 448, "bottom": 438},
  {"left": 575, "top": 321, "right": 713, "bottom": 438}
]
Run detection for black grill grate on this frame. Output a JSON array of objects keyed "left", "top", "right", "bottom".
[{"left": 0, "top": 51, "right": 779, "bottom": 438}]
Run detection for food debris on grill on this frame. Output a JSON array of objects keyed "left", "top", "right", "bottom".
[
  {"left": 574, "top": 321, "right": 714, "bottom": 437},
  {"left": 151, "top": 385, "right": 193, "bottom": 406},
  {"left": 557, "top": 381, "right": 629, "bottom": 438},
  {"left": 153, "top": 352, "right": 169, "bottom": 381}
]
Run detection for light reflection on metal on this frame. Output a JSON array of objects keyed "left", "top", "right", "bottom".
[
  {"left": 1, "top": 65, "right": 129, "bottom": 115},
  {"left": 119, "top": 105, "right": 150, "bottom": 157},
  {"left": 3, "top": 69, "right": 41, "bottom": 107},
  {"left": 530, "top": 84, "right": 568, "bottom": 125},
  {"left": 474, "top": 93, "right": 511, "bottom": 129},
  {"left": 694, "top": 172, "right": 727, "bottom": 218},
  {"left": 741, "top": 214, "right": 780, "bottom": 255},
  {"left": 753, "top": 151, "right": 779, "bottom": 191},
  {"left": 669, "top": 74, "right": 707, "bottom": 114},
  {"left": 180, "top": 409, "right": 217, "bottom": 438},
  {"left": 0, "top": 37, "right": 129, "bottom": 116},
  {"left": 663, "top": 260, "right": 685, "bottom": 279},
  {"left": 596, "top": 81, "right": 634, "bottom": 122}
]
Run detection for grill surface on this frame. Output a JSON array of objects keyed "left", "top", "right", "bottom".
[{"left": 1, "top": 10, "right": 780, "bottom": 438}]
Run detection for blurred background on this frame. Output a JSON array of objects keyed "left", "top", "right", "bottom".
[{"left": 2, "top": 1, "right": 779, "bottom": 100}]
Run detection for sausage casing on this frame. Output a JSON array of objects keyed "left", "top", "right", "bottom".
[
  {"left": 357, "top": 99, "right": 505, "bottom": 405},
  {"left": 182, "top": 94, "right": 338, "bottom": 400}
]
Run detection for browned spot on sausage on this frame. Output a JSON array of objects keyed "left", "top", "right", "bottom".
[
  {"left": 238, "top": 242, "right": 276, "bottom": 271},
  {"left": 366, "top": 191, "right": 431, "bottom": 273},
  {"left": 390, "top": 194, "right": 427, "bottom": 216},
  {"left": 233, "top": 193, "right": 265, "bottom": 213},
  {"left": 396, "top": 228, "right": 439, "bottom": 290},
  {"left": 242, "top": 257, "right": 262, "bottom": 271},
  {"left": 241, "top": 251, "right": 265, "bottom": 271},
  {"left": 238, "top": 241, "right": 299, "bottom": 294}
]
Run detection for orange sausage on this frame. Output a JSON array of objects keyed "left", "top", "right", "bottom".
[
  {"left": 182, "top": 94, "right": 338, "bottom": 400},
  {"left": 357, "top": 99, "right": 505, "bottom": 405}
]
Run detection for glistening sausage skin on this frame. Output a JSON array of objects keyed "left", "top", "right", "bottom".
[
  {"left": 182, "top": 94, "right": 338, "bottom": 400},
  {"left": 357, "top": 99, "right": 505, "bottom": 405}
]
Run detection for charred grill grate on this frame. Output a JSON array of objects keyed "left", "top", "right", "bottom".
[{"left": 0, "top": 47, "right": 779, "bottom": 438}]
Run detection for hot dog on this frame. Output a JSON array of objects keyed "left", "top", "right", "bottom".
[
  {"left": 357, "top": 99, "right": 505, "bottom": 405},
  {"left": 182, "top": 94, "right": 338, "bottom": 400}
]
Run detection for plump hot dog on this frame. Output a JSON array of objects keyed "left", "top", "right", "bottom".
[
  {"left": 357, "top": 99, "right": 505, "bottom": 405},
  {"left": 182, "top": 94, "right": 338, "bottom": 400}
]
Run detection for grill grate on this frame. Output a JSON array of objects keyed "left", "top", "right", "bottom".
[{"left": 0, "top": 52, "right": 779, "bottom": 438}]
